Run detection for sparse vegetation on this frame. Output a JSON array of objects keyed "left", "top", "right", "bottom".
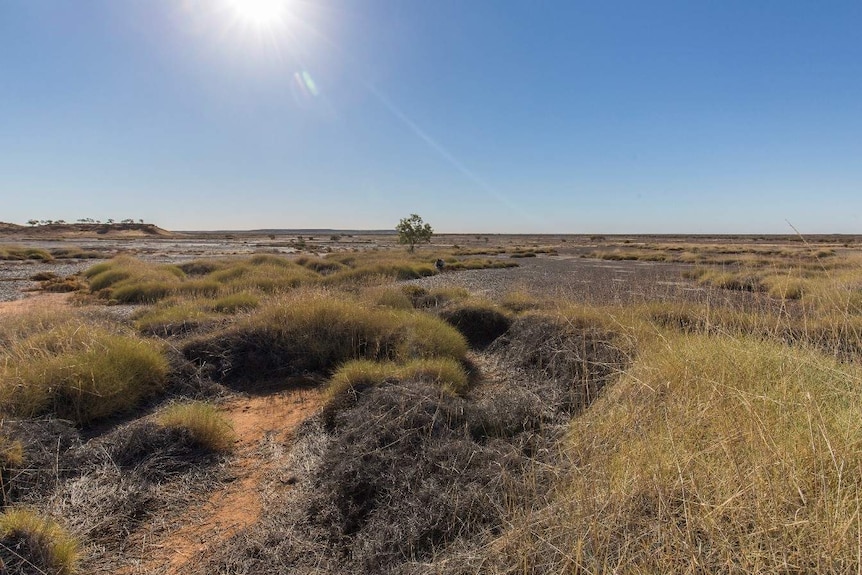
[{"left": 3, "top": 234, "right": 862, "bottom": 574}]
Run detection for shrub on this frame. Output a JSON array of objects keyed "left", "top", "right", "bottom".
[
  {"left": 156, "top": 402, "right": 236, "bottom": 453},
  {"left": 0, "top": 508, "right": 78, "bottom": 574},
  {"left": 39, "top": 276, "right": 86, "bottom": 293},
  {"left": 0, "top": 323, "right": 169, "bottom": 424}
]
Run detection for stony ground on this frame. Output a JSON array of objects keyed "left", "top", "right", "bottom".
[{"left": 409, "top": 255, "right": 770, "bottom": 310}]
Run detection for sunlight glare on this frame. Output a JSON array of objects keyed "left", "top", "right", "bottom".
[{"left": 229, "top": 0, "right": 289, "bottom": 26}]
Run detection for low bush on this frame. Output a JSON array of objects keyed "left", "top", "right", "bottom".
[
  {"left": 156, "top": 402, "right": 236, "bottom": 453},
  {"left": 0, "top": 508, "right": 78, "bottom": 574},
  {"left": 489, "top": 311, "right": 629, "bottom": 414},
  {"left": 39, "top": 276, "right": 86, "bottom": 293}
]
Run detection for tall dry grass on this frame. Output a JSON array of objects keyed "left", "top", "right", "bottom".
[{"left": 496, "top": 332, "right": 862, "bottom": 573}]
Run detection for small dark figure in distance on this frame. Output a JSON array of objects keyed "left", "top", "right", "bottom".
[{"left": 435, "top": 259, "right": 445, "bottom": 272}]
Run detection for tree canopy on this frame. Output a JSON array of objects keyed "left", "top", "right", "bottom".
[{"left": 396, "top": 214, "right": 433, "bottom": 252}]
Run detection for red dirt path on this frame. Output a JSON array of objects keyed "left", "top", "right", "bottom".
[{"left": 117, "top": 387, "right": 322, "bottom": 575}]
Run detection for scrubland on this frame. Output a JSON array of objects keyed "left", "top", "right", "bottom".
[{"left": 1, "top": 235, "right": 861, "bottom": 574}]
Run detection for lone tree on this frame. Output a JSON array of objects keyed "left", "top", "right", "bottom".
[{"left": 396, "top": 213, "right": 433, "bottom": 252}]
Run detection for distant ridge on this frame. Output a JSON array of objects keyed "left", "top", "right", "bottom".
[{"left": 0, "top": 222, "right": 173, "bottom": 238}]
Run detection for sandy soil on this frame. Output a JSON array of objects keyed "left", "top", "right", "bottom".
[{"left": 115, "top": 387, "right": 322, "bottom": 575}]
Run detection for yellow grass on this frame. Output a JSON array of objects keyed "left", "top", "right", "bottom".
[{"left": 156, "top": 401, "right": 236, "bottom": 453}]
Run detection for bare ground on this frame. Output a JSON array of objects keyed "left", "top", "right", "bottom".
[{"left": 114, "top": 387, "right": 322, "bottom": 575}]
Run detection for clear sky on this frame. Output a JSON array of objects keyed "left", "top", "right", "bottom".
[{"left": 2, "top": 1, "right": 861, "bottom": 233}]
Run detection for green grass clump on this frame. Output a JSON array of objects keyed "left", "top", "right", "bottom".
[
  {"left": 295, "top": 255, "right": 347, "bottom": 275},
  {"left": 327, "top": 360, "right": 401, "bottom": 398},
  {"left": 156, "top": 401, "right": 236, "bottom": 453},
  {"left": 0, "top": 322, "right": 169, "bottom": 424},
  {"left": 183, "top": 291, "right": 467, "bottom": 382},
  {"left": 499, "top": 334, "right": 862, "bottom": 572},
  {"left": 85, "top": 257, "right": 187, "bottom": 302},
  {"left": 178, "top": 259, "right": 230, "bottom": 276},
  {"left": 0, "top": 508, "right": 78, "bottom": 574},
  {"left": 399, "top": 357, "right": 469, "bottom": 394},
  {"left": 211, "top": 260, "right": 319, "bottom": 293},
  {"left": 0, "top": 245, "right": 53, "bottom": 261}
]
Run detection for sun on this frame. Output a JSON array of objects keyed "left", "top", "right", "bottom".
[{"left": 227, "top": 0, "right": 290, "bottom": 26}]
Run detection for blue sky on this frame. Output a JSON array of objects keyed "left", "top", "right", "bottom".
[{"left": 2, "top": 1, "right": 860, "bottom": 233}]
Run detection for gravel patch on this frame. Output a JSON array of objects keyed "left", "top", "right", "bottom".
[
  {"left": 0, "top": 259, "right": 105, "bottom": 302},
  {"left": 408, "top": 256, "right": 777, "bottom": 310}
]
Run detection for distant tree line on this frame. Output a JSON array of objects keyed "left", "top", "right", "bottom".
[{"left": 26, "top": 218, "right": 145, "bottom": 226}]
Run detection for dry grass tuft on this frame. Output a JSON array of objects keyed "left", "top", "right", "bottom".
[
  {"left": 0, "top": 508, "right": 78, "bottom": 574},
  {"left": 0, "top": 320, "right": 169, "bottom": 424},
  {"left": 156, "top": 401, "right": 236, "bottom": 453},
  {"left": 182, "top": 290, "right": 467, "bottom": 385},
  {"left": 327, "top": 357, "right": 469, "bottom": 401}
]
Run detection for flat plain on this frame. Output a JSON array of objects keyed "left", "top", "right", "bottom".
[{"left": 2, "top": 225, "right": 862, "bottom": 574}]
